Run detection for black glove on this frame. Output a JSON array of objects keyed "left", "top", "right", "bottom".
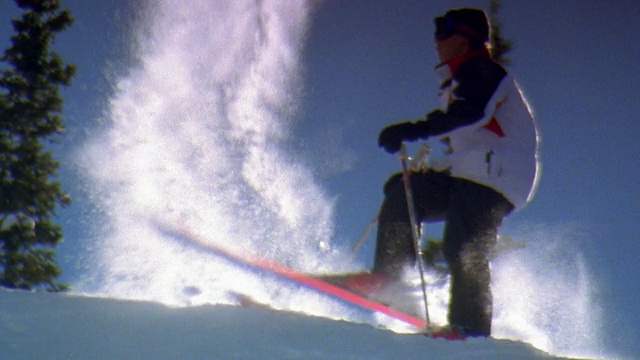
[{"left": 378, "top": 121, "right": 430, "bottom": 154}]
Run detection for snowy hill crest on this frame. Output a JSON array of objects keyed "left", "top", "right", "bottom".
[{"left": 0, "top": 289, "right": 600, "bottom": 360}]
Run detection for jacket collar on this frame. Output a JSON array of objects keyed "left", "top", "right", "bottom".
[{"left": 435, "top": 49, "right": 491, "bottom": 84}]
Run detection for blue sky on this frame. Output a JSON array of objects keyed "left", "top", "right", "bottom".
[{"left": 1, "top": 0, "right": 639, "bottom": 357}]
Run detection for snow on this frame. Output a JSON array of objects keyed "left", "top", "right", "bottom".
[
  {"left": 2, "top": 0, "right": 619, "bottom": 359},
  {"left": 0, "top": 288, "right": 594, "bottom": 360}
]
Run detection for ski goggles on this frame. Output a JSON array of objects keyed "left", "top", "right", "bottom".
[
  {"left": 434, "top": 16, "right": 457, "bottom": 41},
  {"left": 434, "top": 15, "right": 486, "bottom": 42}
]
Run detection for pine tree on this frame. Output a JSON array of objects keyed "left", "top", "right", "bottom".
[
  {"left": 0, "top": 0, "right": 75, "bottom": 291},
  {"left": 489, "top": 0, "right": 514, "bottom": 66}
]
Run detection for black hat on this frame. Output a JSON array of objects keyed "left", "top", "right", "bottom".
[{"left": 434, "top": 8, "right": 490, "bottom": 42}]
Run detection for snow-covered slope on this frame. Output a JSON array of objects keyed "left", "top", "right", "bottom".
[{"left": 0, "top": 288, "right": 597, "bottom": 360}]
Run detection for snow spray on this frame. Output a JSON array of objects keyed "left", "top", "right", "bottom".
[
  {"left": 77, "top": 1, "right": 607, "bottom": 357},
  {"left": 78, "top": 0, "right": 356, "bottom": 319},
  {"left": 491, "top": 225, "right": 605, "bottom": 358}
]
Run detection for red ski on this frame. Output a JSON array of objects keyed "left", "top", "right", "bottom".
[{"left": 155, "top": 221, "right": 429, "bottom": 331}]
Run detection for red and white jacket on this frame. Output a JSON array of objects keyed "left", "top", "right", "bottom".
[{"left": 428, "top": 51, "right": 540, "bottom": 210}]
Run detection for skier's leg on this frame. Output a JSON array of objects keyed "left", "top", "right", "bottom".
[
  {"left": 373, "top": 221, "right": 415, "bottom": 279},
  {"left": 373, "top": 171, "right": 451, "bottom": 279},
  {"left": 443, "top": 178, "right": 513, "bottom": 336}
]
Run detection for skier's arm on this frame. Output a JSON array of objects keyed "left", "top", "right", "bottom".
[
  {"left": 426, "top": 57, "right": 506, "bottom": 136},
  {"left": 378, "top": 57, "right": 506, "bottom": 153}
]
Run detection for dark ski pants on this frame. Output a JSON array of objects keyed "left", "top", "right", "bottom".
[{"left": 373, "top": 170, "right": 514, "bottom": 336}]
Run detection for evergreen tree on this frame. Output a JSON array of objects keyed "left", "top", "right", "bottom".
[
  {"left": 0, "top": 0, "right": 75, "bottom": 291},
  {"left": 489, "top": 0, "right": 514, "bottom": 66}
]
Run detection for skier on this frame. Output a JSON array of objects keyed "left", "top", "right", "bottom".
[{"left": 374, "top": 8, "right": 539, "bottom": 337}]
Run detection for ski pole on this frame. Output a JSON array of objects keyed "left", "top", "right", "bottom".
[
  {"left": 348, "top": 213, "right": 379, "bottom": 262},
  {"left": 349, "top": 143, "right": 430, "bottom": 263},
  {"left": 399, "top": 143, "right": 431, "bottom": 330}
]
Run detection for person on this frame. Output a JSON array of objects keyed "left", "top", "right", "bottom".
[{"left": 373, "top": 8, "right": 539, "bottom": 337}]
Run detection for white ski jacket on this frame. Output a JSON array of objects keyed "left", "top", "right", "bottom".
[{"left": 428, "top": 51, "right": 539, "bottom": 210}]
